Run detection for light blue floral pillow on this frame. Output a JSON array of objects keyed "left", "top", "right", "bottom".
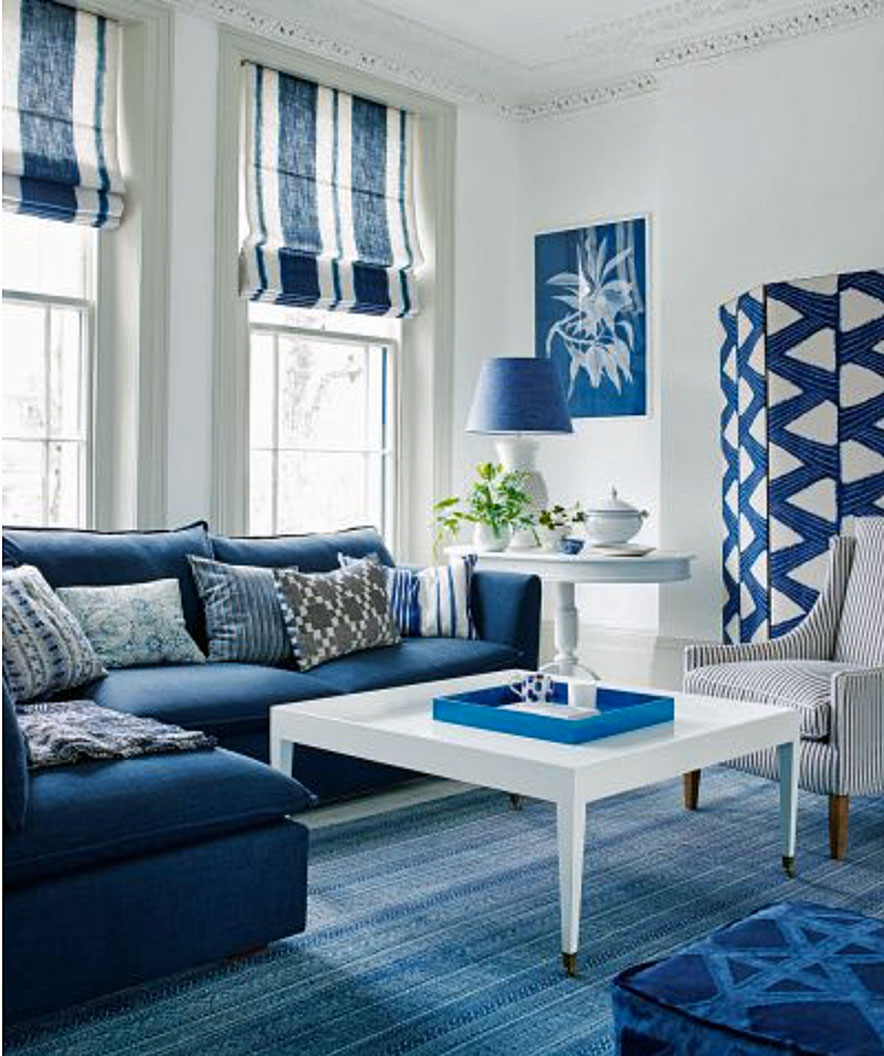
[{"left": 56, "top": 579, "right": 206, "bottom": 669}]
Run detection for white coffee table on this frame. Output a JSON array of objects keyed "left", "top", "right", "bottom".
[{"left": 270, "top": 671, "right": 800, "bottom": 976}]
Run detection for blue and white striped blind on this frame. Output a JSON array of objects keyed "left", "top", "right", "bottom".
[
  {"left": 240, "top": 62, "right": 423, "bottom": 318},
  {"left": 2, "top": 0, "right": 124, "bottom": 228}
]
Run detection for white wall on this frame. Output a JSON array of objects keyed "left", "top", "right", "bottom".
[
  {"left": 155, "top": 10, "right": 884, "bottom": 660},
  {"left": 494, "top": 19, "right": 884, "bottom": 650},
  {"left": 451, "top": 107, "right": 521, "bottom": 496},
  {"left": 165, "top": 11, "right": 218, "bottom": 526}
]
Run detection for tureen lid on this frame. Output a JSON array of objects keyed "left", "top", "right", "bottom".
[{"left": 586, "top": 487, "right": 643, "bottom": 516}]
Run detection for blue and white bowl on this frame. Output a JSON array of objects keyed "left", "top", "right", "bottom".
[{"left": 556, "top": 537, "right": 585, "bottom": 556}]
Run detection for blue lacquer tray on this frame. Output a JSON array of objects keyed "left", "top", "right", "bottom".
[{"left": 432, "top": 683, "right": 674, "bottom": 745}]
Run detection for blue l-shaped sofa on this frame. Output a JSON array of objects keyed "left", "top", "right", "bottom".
[{"left": 2, "top": 522, "right": 541, "bottom": 1023}]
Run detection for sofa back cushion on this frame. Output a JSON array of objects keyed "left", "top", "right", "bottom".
[
  {"left": 2, "top": 522, "right": 213, "bottom": 649},
  {"left": 834, "top": 518, "right": 884, "bottom": 666},
  {"left": 3, "top": 678, "right": 29, "bottom": 832},
  {"left": 210, "top": 526, "right": 393, "bottom": 573}
]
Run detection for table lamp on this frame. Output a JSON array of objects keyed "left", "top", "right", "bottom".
[{"left": 466, "top": 357, "right": 573, "bottom": 547}]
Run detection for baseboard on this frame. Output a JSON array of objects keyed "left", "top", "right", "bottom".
[{"left": 539, "top": 620, "right": 708, "bottom": 691}]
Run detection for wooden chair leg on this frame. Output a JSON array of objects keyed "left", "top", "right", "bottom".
[
  {"left": 829, "top": 794, "right": 849, "bottom": 860},
  {"left": 683, "top": 770, "right": 701, "bottom": 811}
]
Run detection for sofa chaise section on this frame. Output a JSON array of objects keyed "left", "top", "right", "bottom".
[{"left": 4, "top": 748, "right": 313, "bottom": 1024}]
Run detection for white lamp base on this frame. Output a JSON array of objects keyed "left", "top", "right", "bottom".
[{"left": 494, "top": 436, "right": 546, "bottom": 550}]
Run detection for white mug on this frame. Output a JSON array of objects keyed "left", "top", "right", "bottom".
[
  {"left": 510, "top": 672, "right": 555, "bottom": 704},
  {"left": 568, "top": 681, "right": 599, "bottom": 710}
]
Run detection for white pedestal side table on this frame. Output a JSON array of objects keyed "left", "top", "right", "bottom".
[{"left": 450, "top": 547, "right": 694, "bottom": 676}]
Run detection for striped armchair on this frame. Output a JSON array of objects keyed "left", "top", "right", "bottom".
[{"left": 683, "top": 518, "right": 884, "bottom": 860}]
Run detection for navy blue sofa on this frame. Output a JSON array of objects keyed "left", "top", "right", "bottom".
[{"left": 3, "top": 522, "right": 541, "bottom": 1023}]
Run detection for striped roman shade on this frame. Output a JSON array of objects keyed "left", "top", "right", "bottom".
[
  {"left": 2, "top": 0, "right": 124, "bottom": 228},
  {"left": 240, "top": 62, "right": 423, "bottom": 318}
]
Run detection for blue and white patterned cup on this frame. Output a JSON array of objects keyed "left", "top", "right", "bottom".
[{"left": 510, "top": 672, "right": 555, "bottom": 704}]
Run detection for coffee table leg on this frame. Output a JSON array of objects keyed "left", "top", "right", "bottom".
[
  {"left": 778, "top": 740, "right": 799, "bottom": 877},
  {"left": 271, "top": 735, "right": 294, "bottom": 776},
  {"left": 557, "top": 796, "right": 586, "bottom": 976}
]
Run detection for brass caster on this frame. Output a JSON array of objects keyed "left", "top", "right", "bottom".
[
  {"left": 509, "top": 793, "right": 523, "bottom": 811},
  {"left": 562, "top": 951, "right": 578, "bottom": 977},
  {"left": 782, "top": 855, "right": 796, "bottom": 879}
]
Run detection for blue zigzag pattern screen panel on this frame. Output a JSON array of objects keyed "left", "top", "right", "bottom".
[{"left": 721, "top": 269, "right": 884, "bottom": 644}]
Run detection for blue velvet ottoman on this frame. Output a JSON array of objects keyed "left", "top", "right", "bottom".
[{"left": 611, "top": 902, "right": 884, "bottom": 1055}]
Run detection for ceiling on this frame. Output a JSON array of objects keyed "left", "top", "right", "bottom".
[{"left": 188, "top": 0, "right": 883, "bottom": 116}]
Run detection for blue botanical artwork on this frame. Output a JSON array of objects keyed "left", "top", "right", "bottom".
[{"left": 535, "top": 217, "right": 648, "bottom": 418}]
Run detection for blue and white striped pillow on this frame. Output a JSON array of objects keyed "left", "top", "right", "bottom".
[
  {"left": 188, "top": 556, "right": 293, "bottom": 665},
  {"left": 339, "top": 553, "right": 477, "bottom": 639}
]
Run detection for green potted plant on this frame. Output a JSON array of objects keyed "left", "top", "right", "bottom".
[
  {"left": 434, "top": 462, "right": 534, "bottom": 552},
  {"left": 536, "top": 502, "right": 588, "bottom": 551}
]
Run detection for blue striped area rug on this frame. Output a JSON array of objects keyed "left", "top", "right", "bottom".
[{"left": 6, "top": 768, "right": 884, "bottom": 1056}]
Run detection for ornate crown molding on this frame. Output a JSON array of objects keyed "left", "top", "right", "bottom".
[
  {"left": 501, "top": 74, "right": 662, "bottom": 121},
  {"left": 173, "top": 0, "right": 883, "bottom": 121},
  {"left": 653, "top": 0, "right": 884, "bottom": 67}
]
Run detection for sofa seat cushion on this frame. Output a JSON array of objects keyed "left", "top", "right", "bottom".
[
  {"left": 684, "top": 659, "right": 864, "bottom": 740},
  {"left": 81, "top": 663, "right": 335, "bottom": 736},
  {"left": 306, "top": 637, "right": 520, "bottom": 694},
  {"left": 4, "top": 748, "right": 313, "bottom": 886}
]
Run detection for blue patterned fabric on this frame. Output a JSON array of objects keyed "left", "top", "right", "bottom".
[
  {"left": 612, "top": 901, "right": 884, "bottom": 1055},
  {"left": 57, "top": 579, "right": 206, "bottom": 668},
  {"left": 721, "top": 270, "right": 884, "bottom": 643},
  {"left": 188, "top": 555, "right": 292, "bottom": 666},
  {"left": 240, "top": 62, "right": 423, "bottom": 317},
  {"left": 340, "top": 552, "right": 478, "bottom": 638},
  {"left": 2, "top": 565, "right": 106, "bottom": 703},
  {"left": 2, "top": 0, "right": 124, "bottom": 227}
]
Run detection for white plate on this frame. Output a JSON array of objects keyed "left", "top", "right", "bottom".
[{"left": 590, "top": 543, "right": 655, "bottom": 557}]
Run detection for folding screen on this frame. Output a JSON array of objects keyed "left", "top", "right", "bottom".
[{"left": 720, "top": 270, "right": 884, "bottom": 643}]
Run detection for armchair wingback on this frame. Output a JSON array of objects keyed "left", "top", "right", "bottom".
[{"left": 684, "top": 518, "right": 884, "bottom": 860}]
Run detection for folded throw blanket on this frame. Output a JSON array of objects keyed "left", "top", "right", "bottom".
[{"left": 16, "top": 701, "right": 217, "bottom": 770}]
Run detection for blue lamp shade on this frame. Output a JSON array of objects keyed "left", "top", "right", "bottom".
[{"left": 466, "top": 358, "right": 573, "bottom": 435}]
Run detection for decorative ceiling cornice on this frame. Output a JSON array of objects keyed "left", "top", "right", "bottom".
[
  {"left": 173, "top": 0, "right": 884, "bottom": 120},
  {"left": 174, "top": 0, "right": 502, "bottom": 107},
  {"left": 653, "top": 0, "right": 884, "bottom": 67}
]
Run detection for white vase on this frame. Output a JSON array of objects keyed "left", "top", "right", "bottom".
[{"left": 473, "top": 523, "right": 510, "bottom": 552}]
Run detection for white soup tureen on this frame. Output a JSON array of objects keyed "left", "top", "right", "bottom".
[{"left": 582, "top": 488, "right": 649, "bottom": 546}]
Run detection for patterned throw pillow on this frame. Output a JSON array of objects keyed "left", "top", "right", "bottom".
[
  {"left": 273, "top": 559, "right": 400, "bottom": 671},
  {"left": 340, "top": 552, "right": 477, "bottom": 639},
  {"left": 188, "top": 555, "right": 292, "bottom": 665},
  {"left": 2, "top": 565, "right": 107, "bottom": 703},
  {"left": 56, "top": 580, "right": 206, "bottom": 669}
]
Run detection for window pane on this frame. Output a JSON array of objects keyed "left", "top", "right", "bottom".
[
  {"left": 249, "top": 450, "right": 274, "bottom": 536},
  {"left": 249, "top": 300, "right": 400, "bottom": 342},
  {"left": 2, "top": 441, "right": 45, "bottom": 524},
  {"left": 249, "top": 333, "right": 275, "bottom": 450},
  {"left": 276, "top": 452, "right": 383, "bottom": 535},
  {"left": 46, "top": 441, "right": 83, "bottom": 527},
  {"left": 50, "top": 307, "right": 87, "bottom": 437},
  {"left": 277, "top": 338, "right": 371, "bottom": 450},
  {"left": 2, "top": 212, "right": 93, "bottom": 299},
  {"left": 3, "top": 303, "right": 47, "bottom": 438}
]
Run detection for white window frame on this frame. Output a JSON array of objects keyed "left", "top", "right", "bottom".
[
  {"left": 2, "top": 287, "right": 94, "bottom": 527},
  {"left": 247, "top": 322, "right": 398, "bottom": 538},
  {"left": 213, "top": 29, "right": 455, "bottom": 559}
]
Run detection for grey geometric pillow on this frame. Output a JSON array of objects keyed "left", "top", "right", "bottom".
[
  {"left": 188, "top": 555, "right": 293, "bottom": 665},
  {"left": 273, "top": 559, "right": 400, "bottom": 671},
  {"left": 2, "top": 565, "right": 106, "bottom": 703}
]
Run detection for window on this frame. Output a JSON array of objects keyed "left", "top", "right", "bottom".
[
  {"left": 2, "top": 213, "right": 96, "bottom": 527},
  {"left": 248, "top": 303, "right": 397, "bottom": 537}
]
